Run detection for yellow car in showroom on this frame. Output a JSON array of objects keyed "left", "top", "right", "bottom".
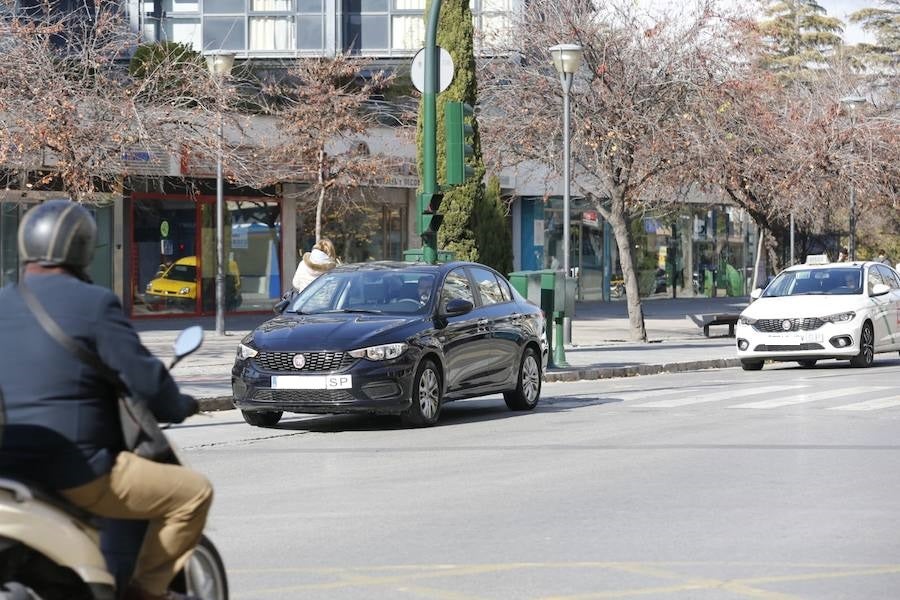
[{"left": 144, "top": 256, "right": 241, "bottom": 310}]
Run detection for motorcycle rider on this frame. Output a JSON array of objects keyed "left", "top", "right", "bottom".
[{"left": 0, "top": 201, "right": 212, "bottom": 600}]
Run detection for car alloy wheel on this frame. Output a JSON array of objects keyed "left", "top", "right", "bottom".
[
  {"left": 402, "top": 359, "right": 442, "bottom": 427},
  {"left": 504, "top": 347, "right": 541, "bottom": 411},
  {"left": 850, "top": 322, "right": 875, "bottom": 368}
]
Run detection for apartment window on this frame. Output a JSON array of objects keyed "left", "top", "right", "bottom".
[
  {"left": 250, "top": 0, "right": 294, "bottom": 50},
  {"left": 343, "top": 0, "right": 423, "bottom": 54},
  {"left": 471, "top": 0, "right": 512, "bottom": 46},
  {"left": 297, "top": 0, "right": 324, "bottom": 50}
]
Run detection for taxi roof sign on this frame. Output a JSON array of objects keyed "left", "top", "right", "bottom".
[{"left": 805, "top": 254, "right": 830, "bottom": 265}]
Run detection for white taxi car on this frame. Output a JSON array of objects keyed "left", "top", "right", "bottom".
[{"left": 735, "top": 256, "right": 900, "bottom": 371}]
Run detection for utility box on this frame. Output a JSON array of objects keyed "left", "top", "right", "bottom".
[
  {"left": 509, "top": 270, "right": 575, "bottom": 368},
  {"left": 403, "top": 248, "right": 455, "bottom": 263}
]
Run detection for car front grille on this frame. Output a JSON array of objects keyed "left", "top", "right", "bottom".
[
  {"left": 753, "top": 343, "right": 825, "bottom": 352},
  {"left": 251, "top": 389, "right": 356, "bottom": 406},
  {"left": 753, "top": 318, "right": 825, "bottom": 333},
  {"left": 253, "top": 351, "right": 356, "bottom": 373}
]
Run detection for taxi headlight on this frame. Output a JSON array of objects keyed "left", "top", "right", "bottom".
[
  {"left": 145, "top": 282, "right": 153, "bottom": 292},
  {"left": 237, "top": 343, "right": 258, "bottom": 360},
  {"left": 821, "top": 311, "right": 855, "bottom": 323},
  {"left": 178, "top": 287, "right": 191, "bottom": 295},
  {"left": 349, "top": 343, "right": 408, "bottom": 361},
  {"left": 739, "top": 316, "right": 757, "bottom": 326}
]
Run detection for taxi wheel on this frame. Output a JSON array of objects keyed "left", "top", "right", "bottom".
[
  {"left": 741, "top": 360, "right": 763, "bottom": 371},
  {"left": 797, "top": 360, "right": 817, "bottom": 368},
  {"left": 241, "top": 410, "right": 282, "bottom": 427},
  {"left": 402, "top": 359, "right": 442, "bottom": 427},
  {"left": 850, "top": 322, "right": 875, "bottom": 368}
]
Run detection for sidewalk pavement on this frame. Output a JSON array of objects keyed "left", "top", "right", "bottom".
[{"left": 134, "top": 295, "right": 748, "bottom": 411}]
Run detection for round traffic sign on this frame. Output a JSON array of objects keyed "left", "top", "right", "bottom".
[{"left": 411, "top": 47, "right": 454, "bottom": 93}]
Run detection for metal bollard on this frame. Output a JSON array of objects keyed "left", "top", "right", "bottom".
[{"left": 552, "top": 310, "right": 569, "bottom": 368}]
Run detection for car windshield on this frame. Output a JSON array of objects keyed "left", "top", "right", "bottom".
[
  {"left": 287, "top": 269, "right": 437, "bottom": 316},
  {"left": 762, "top": 267, "right": 862, "bottom": 297},
  {"left": 164, "top": 264, "right": 196, "bottom": 283}
]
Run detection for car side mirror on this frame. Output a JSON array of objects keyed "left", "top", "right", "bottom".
[
  {"left": 274, "top": 290, "right": 296, "bottom": 314},
  {"left": 750, "top": 288, "right": 763, "bottom": 300},
  {"left": 871, "top": 283, "right": 891, "bottom": 297},
  {"left": 444, "top": 298, "right": 474, "bottom": 317}
]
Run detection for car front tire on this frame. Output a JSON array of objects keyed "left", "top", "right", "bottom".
[
  {"left": 850, "top": 321, "right": 875, "bottom": 368},
  {"left": 741, "top": 360, "right": 763, "bottom": 371},
  {"left": 402, "top": 359, "right": 442, "bottom": 427},
  {"left": 504, "top": 347, "right": 541, "bottom": 411},
  {"left": 797, "top": 359, "right": 817, "bottom": 368},
  {"left": 241, "top": 410, "right": 282, "bottom": 427}
]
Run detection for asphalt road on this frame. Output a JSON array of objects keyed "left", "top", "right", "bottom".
[{"left": 170, "top": 358, "right": 900, "bottom": 600}]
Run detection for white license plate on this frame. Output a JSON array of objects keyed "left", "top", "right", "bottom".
[
  {"left": 769, "top": 334, "right": 802, "bottom": 345},
  {"left": 271, "top": 375, "right": 353, "bottom": 390}
]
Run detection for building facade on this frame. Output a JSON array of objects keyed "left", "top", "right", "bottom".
[{"left": 1, "top": 0, "right": 760, "bottom": 321}]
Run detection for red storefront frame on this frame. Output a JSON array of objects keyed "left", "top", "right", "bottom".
[{"left": 129, "top": 192, "right": 283, "bottom": 319}]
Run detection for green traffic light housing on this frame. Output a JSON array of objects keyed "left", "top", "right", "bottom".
[
  {"left": 444, "top": 101, "right": 475, "bottom": 186},
  {"left": 419, "top": 191, "right": 444, "bottom": 245}
]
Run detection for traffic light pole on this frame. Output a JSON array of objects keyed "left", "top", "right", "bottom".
[{"left": 420, "top": 0, "right": 442, "bottom": 264}]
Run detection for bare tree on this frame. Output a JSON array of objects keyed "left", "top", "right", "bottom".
[
  {"left": 481, "top": 0, "right": 748, "bottom": 341},
  {"left": 0, "top": 1, "right": 227, "bottom": 202},
  {"left": 246, "top": 55, "right": 404, "bottom": 243}
]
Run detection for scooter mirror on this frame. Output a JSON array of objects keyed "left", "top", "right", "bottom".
[{"left": 173, "top": 325, "right": 204, "bottom": 360}]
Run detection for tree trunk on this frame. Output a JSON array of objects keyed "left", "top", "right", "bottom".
[
  {"left": 606, "top": 194, "right": 647, "bottom": 342},
  {"left": 751, "top": 225, "right": 765, "bottom": 291},
  {"left": 315, "top": 149, "right": 326, "bottom": 242}
]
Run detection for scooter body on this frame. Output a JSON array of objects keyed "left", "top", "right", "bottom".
[{"left": 0, "top": 478, "right": 115, "bottom": 599}]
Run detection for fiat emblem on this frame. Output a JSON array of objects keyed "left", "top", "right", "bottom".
[
  {"left": 292, "top": 354, "right": 306, "bottom": 369},
  {"left": 781, "top": 319, "right": 793, "bottom": 331}
]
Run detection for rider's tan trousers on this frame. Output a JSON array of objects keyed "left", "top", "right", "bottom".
[{"left": 60, "top": 451, "right": 213, "bottom": 595}]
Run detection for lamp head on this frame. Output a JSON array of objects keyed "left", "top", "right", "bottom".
[
  {"left": 839, "top": 95, "right": 866, "bottom": 108},
  {"left": 205, "top": 51, "right": 236, "bottom": 78},
  {"left": 549, "top": 44, "right": 583, "bottom": 75}
]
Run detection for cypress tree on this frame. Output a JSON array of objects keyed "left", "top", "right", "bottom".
[{"left": 416, "top": 0, "right": 511, "bottom": 272}]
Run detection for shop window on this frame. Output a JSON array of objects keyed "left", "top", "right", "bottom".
[{"left": 131, "top": 195, "right": 281, "bottom": 317}]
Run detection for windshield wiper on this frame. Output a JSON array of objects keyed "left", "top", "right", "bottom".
[{"left": 323, "top": 308, "right": 383, "bottom": 314}]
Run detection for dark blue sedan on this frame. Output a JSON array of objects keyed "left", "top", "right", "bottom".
[{"left": 232, "top": 261, "right": 548, "bottom": 427}]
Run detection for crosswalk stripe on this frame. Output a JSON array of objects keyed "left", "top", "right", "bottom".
[
  {"left": 729, "top": 387, "right": 886, "bottom": 409},
  {"left": 633, "top": 385, "right": 792, "bottom": 408},
  {"left": 829, "top": 394, "right": 900, "bottom": 411}
]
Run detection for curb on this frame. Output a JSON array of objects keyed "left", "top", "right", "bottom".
[
  {"left": 198, "top": 396, "right": 237, "bottom": 412},
  {"left": 543, "top": 358, "right": 742, "bottom": 382},
  {"left": 197, "top": 358, "right": 742, "bottom": 411}
]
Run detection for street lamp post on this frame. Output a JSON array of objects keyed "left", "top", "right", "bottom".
[
  {"left": 840, "top": 95, "right": 866, "bottom": 261},
  {"left": 549, "top": 43, "right": 583, "bottom": 345},
  {"left": 205, "top": 51, "right": 235, "bottom": 336}
]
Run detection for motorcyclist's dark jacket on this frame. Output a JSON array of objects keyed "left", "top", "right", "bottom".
[{"left": 0, "top": 273, "right": 196, "bottom": 490}]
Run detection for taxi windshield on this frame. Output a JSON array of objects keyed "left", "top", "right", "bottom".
[{"left": 763, "top": 268, "right": 862, "bottom": 297}]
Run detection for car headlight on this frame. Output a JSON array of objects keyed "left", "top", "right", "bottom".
[
  {"left": 821, "top": 311, "right": 855, "bottom": 323},
  {"left": 145, "top": 283, "right": 153, "bottom": 292},
  {"left": 349, "top": 343, "right": 408, "bottom": 361},
  {"left": 178, "top": 287, "right": 191, "bottom": 295},
  {"left": 237, "top": 343, "right": 258, "bottom": 360},
  {"left": 739, "top": 316, "right": 757, "bottom": 325}
]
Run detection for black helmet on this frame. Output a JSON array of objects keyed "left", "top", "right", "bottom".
[{"left": 18, "top": 200, "right": 97, "bottom": 271}]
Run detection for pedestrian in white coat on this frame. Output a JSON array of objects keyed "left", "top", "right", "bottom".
[{"left": 292, "top": 238, "right": 338, "bottom": 292}]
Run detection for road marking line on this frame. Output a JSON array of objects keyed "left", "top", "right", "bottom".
[
  {"left": 829, "top": 394, "right": 900, "bottom": 411},
  {"left": 730, "top": 387, "right": 887, "bottom": 409},
  {"left": 634, "top": 385, "right": 792, "bottom": 408}
]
